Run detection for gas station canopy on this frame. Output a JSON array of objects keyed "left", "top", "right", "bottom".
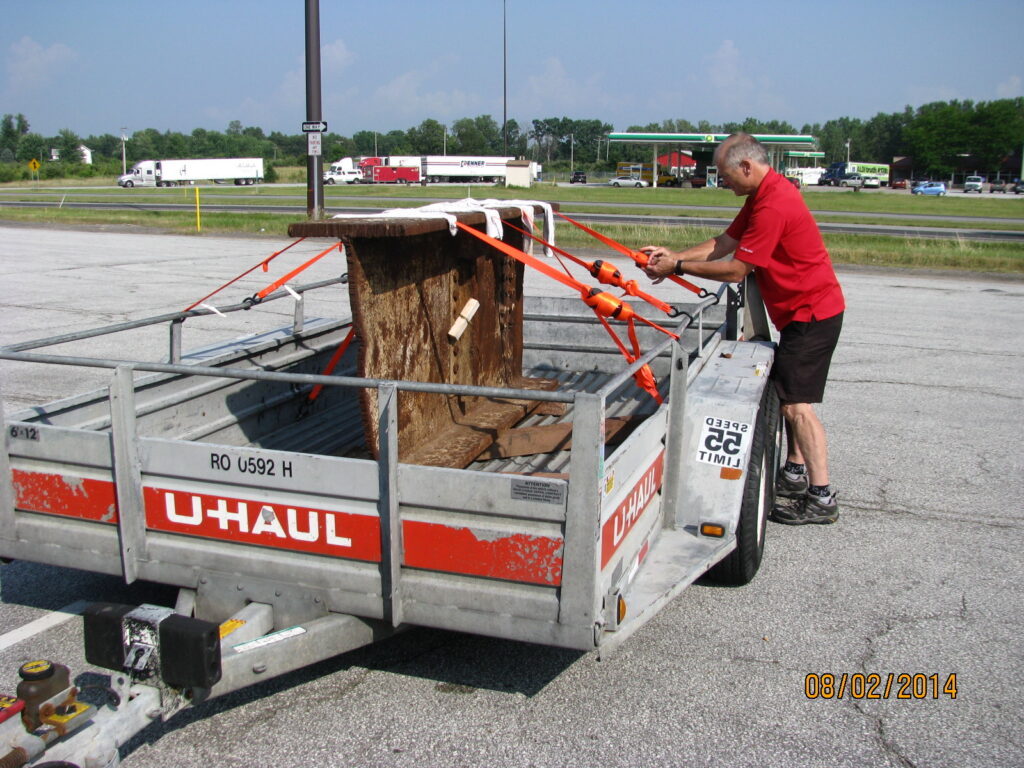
[
  {"left": 608, "top": 132, "right": 817, "bottom": 148},
  {"left": 607, "top": 132, "right": 819, "bottom": 187}
]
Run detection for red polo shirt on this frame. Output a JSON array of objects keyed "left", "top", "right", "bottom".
[{"left": 726, "top": 169, "right": 845, "bottom": 329}]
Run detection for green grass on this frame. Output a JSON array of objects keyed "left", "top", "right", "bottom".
[
  {"left": 556, "top": 223, "right": 1024, "bottom": 273},
  {"left": 2, "top": 181, "right": 1022, "bottom": 273}
]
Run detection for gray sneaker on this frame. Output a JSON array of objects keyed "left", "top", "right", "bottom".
[
  {"left": 772, "top": 492, "right": 839, "bottom": 525},
  {"left": 775, "top": 470, "right": 809, "bottom": 499}
]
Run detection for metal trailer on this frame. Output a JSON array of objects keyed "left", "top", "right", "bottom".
[
  {"left": 0, "top": 217, "right": 778, "bottom": 766},
  {"left": 420, "top": 155, "right": 516, "bottom": 184}
]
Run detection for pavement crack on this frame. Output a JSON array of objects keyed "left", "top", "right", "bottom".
[{"left": 830, "top": 377, "right": 1022, "bottom": 400}]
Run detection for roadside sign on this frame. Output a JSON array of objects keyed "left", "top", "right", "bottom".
[
  {"left": 301, "top": 121, "right": 328, "bottom": 133},
  {"left": 28, "top": 159, "right": 40, "bottom": 172},
  {"left": 307, "top": 132, "right": 322, "bottom": 157}
]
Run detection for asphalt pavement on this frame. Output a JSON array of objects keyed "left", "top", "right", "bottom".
[{"left": 1, "top": 225, "right": 1022, "bottom": 768}]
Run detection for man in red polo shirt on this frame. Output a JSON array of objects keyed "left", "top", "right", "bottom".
[{"left": 641, "top": 133, "right": 845, "bottom": 525}]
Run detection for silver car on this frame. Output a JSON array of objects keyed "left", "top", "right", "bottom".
[{"left": 608, "top": 176, "right": 649, "bottom": 188}]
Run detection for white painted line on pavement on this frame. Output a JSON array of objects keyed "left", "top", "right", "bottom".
[{"left": 0, "top": 600, "right": 88, "bottom": 653}]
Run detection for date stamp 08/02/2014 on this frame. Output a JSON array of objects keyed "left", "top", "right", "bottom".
[{"left": 805, "top": 673, "right": 958, "bottom": 701}]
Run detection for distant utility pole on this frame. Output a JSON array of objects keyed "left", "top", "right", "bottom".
[
  {"left": 120, "top": 127, "right": 127, "bottom": 174},
  {"left": 305, "top": 0, "right": 325, "bottom": 219}
]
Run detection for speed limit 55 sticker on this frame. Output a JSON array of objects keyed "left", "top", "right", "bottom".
[{"left": 696, "top": 416, "right": 752, "bottom": 471}]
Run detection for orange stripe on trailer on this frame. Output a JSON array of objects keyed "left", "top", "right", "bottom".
[
  {"left": 143, "top": 487, "right": 381, "bottom": 562},
  {"left": 600, "top": 451, "right": 665, "bottom": 568},
  {"left": 12, "top": 469, "right": 118, "bottom": 523},
  {"left": 403, "top": 520, "right": 563, "bottom": 586}
]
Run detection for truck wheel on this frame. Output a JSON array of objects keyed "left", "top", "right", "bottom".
[
  {"left": 706, "top": 383, "right": 781, "bottom": 586},
  {"left": 123, "top": 180, "right": 133, "bottom": 188}
]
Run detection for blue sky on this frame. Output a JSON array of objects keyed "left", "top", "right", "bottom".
[{"left": 2, "top": 0, "right": 1022, "bottom": 139}]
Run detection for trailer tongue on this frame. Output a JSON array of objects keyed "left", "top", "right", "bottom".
[{"left": 0, "top": 203, "right": 778, "bottom": 766}]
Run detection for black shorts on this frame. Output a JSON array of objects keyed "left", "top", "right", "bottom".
[{"left": 771, "top": 312, "right": 843, "bottom": 404}]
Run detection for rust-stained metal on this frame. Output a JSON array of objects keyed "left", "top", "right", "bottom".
[{"left": 288, "top": 206, "right": 558, "bottom": 468}]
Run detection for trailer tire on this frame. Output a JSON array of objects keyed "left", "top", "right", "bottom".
[{"left": 706, "top": 383, "right": 780, "bottom": 586}]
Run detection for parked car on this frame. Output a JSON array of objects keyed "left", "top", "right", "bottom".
[
  {"left": 989, "top": 180, "right": 1009, "bottom": 193},
  {"left": 839, "top": 173, "right": 865, "bottom": 188},
  {"left": 890, "top": 179, "right": 908, "bottom": 190},
  {"left": 1014, "top": 181, "right": 1024, "bottom": 195},
  {"left": 964, "top": 175, "right": 984, "bottom": 193},
  {"left": 912, "top": 181, "right": 947, "bottom": 196},
  {"left": 569, "top": 170, "right": 587, "bottom": 184},
  {"left": 608, "top": 176, "right": 649, "bottom": 188},
  {"left": 862, "top": 175, "right": 880, "bottom": 188}
]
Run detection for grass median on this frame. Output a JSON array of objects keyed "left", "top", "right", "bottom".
[{"left": 1, "top": 200, "right": 1022, "bottom": 274}]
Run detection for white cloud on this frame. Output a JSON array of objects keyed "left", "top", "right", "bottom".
[
  {"left": 701, "top": 40, "right": 787, "bottom": 119},
  {"left": 321, "top": 39, "right": 355, "bottom": 75},
  {"left": 5, "top": 36, "right": 77, "bottom": 93},
  {"left": 369, "top": 56, "right": 475, "bottom": 121},
  {"left": 203, "top": 39, "right": 357, "bottom": 131},
  {"left": 517, "top": 57, "right": 618, "bottom": 118},
  {"left": 905, "top": 84, "right": 960, "bottom": 106},
  {"left": 996, "top": 74, "right": 1022, "bottom": 98}
]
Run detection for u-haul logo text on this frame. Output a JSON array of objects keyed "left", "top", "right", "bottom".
[
  {"left": 143, "top": 487, "right": 381, "bottom": 562},
  {"left": 600, "top": 452, "right": 664, "bottom": 567}
]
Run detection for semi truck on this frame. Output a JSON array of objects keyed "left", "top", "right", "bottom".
[
  {"left": 117, "top": 158, "right": 264, "bottom": 188},
  {"left": 354, "top": 155, "right": 539, "bottom": 184},
  {"left": 357, "top": 155, "right": 422, "bottom": 184},
  {"left": 0, "top": 203, "right": 779, "bottom": 766},
  {"left": 818, "top": 161, "right": 889, "bottom": 186}
]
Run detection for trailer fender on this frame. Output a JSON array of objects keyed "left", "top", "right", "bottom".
[{"left": 675, "top": 340, "right": 775, "bottom": 539}]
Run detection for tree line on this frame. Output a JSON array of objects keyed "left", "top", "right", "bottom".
[{"left": 2, "top": 98, "right": 1022, "bottom": 182}]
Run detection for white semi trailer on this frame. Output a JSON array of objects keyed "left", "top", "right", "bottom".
[{"left": 117, "top": 158, "right": 264, "bottom": 188}]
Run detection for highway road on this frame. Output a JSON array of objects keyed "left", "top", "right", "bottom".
[
  {"left": 1, "top": 226, "right": 1022, "bottom": 767},
  {"left": 1, "top": 188, "right": 1022, "bottom": 242}
]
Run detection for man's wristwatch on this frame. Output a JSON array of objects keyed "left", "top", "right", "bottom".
[{"left": 673, "top": 260, "right": 686, "bottom": 276}]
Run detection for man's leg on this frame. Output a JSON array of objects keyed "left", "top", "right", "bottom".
[
  {"left": 781, "top": 402, "right": 828, "bottom": 486},
  {"left": 774, "top": 401, "right": 837, "bottom": 524}
]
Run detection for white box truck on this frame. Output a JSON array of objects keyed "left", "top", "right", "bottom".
[
  {"left": 117, "top": 158, "right": 264, "bottom": 187},
  {"left": 323, "top": 157, "right": 362, "bottom": 184}
]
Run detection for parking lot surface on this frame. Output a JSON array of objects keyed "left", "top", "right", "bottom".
[{"left": 1, "top": 226, "right": 1022, "bottom": 767}]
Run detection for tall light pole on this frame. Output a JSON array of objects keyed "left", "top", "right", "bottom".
[
  {"left": 304, "top": 0, "right": 324, "bottom": 219},
  {"left": 120, "top": 127, "right": 127, "bottom": 175},
  {"left": 845, "top": 139, "right": 851, "bottom": 163},
  {"left": 569, "top": 133, "right": 574, "bottom": 175},
  {"left": 502, "top": 0, "right": 508, "bottom": 156}
]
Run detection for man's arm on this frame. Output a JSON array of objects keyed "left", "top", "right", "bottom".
[{"left": 639, "top": 233, "right": 745, "bottom": 282}]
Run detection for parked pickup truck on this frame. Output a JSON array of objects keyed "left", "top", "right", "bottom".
[{"left": 0, "top": 206, "right": 780, "bottom": 765}]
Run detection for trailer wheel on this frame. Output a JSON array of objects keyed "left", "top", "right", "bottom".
[{"left": 706, "top": 383, "right": 781, "bottom": 586}]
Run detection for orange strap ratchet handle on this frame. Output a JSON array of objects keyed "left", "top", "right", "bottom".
[{"left": 555, "top": 211, "right": 711, "bottom": 298}]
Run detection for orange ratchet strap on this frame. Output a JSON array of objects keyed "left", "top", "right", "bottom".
[
  {"left": 455, "top": 221, "right": 674, "bottom": 403},
  {"left": 554, "top": 211, "right": 711, "bottom": 299},
  {"left": 307, "top": 326, "right": 356, "bottom": 403},
  {"left": 183, "top": 237, "right": 307, "bottom": 312},
  {"left": 252, "top": 241, "right": 342, "bottom": 302},
  {"left": 502, "top": 220, "right": 677, "bottom": 317}
]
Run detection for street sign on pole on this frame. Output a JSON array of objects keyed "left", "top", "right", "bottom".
[
  {"left": 307, "top": 132, "right": 322, "bottom": 157},
  {"left": 28, "top": 159, "right": 40, "bottom": 172},
  {"left": 302, "top": 121, "right": 328, "bottom": 133}
]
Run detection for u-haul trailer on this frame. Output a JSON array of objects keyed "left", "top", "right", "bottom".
[{"left": 0, "top": 206, "right": 779, "bottom": 766}]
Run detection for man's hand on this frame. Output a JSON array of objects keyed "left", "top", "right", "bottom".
[{"left": 638, "top": 246, "right": 678, "bottom": 283}]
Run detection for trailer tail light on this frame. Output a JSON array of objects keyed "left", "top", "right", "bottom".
[{"left": 700, "top": 523, "right": 726, "bottom": 538}]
